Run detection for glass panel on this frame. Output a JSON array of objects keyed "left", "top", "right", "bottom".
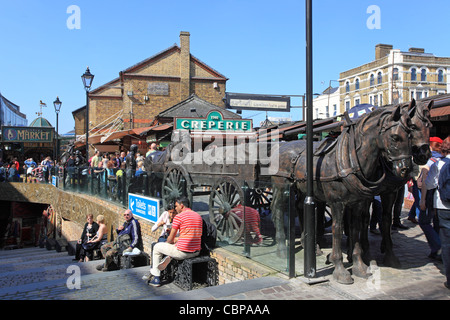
[{"left": 51, "top": 156, "right": 336, "bottom": 278}]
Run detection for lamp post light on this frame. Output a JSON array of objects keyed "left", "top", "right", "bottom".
[
  {"left": 53, "top": 96, "right": 62, "bottom": 163},
  {"left": 81, "top": 67, "right": 94, "bottom": 161}
]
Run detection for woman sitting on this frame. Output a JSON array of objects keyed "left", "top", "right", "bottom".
[
  {"left": 82, "top": 215, "right": 108, "bottom": 261},
  {"left": 75, "top": 214, "right": 99, "bottom": 262}
]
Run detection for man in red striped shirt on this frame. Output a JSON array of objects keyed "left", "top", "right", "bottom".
[{"left": 147, "top": 197, "right": 203, "bottom": 287}]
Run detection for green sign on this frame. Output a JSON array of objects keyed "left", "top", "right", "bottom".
[
  {"left": 2, "top": 126, "right": 54, "bottom": 143},
  {"left": 175, "top": 111, "right": 252, "bottom": 132}
]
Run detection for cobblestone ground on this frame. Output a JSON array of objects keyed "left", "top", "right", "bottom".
[{"left": 0, "top": 210, "right": 449, "bottom": 301}]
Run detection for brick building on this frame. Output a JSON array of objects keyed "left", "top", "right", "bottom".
[
  {"left": 74, "top": 31, "right": 228, "bottom": 144},
  {"left": 339, "top": 44, "right": 450, "bottom": 113}
]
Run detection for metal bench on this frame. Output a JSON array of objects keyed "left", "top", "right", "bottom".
[{"left": 161, "top": 255, "right": 219, "bottom": 291}]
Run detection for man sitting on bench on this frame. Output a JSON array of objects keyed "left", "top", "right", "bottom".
[
  {"left": 146, "top": 196, "right": 203, "bottom": 287},
  {"left": 96, "top": 209, "right": 143, "bottom": 271}
]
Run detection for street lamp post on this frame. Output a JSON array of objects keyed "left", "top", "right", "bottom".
[
  {"left": 304, "top": 0, "right": 316, "bottom": 279},
  {"left": 81, "top": 67, "right": 94, "bottom": 161},
  {"left": 53, "top": 97, "right": 62, "bottom": 163}
]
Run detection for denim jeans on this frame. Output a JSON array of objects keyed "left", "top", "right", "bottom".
[
  {"left": 437, "top": 209, "right": 450, "bottom": 284},
  {"left": 370, "top": 198, "right": 382, "bottom": 230},
  {"left": 419, "top": 190, "right": 441, "bottom": 254},
  {"left": 408, "top": 180, "right": 420, "bottom": 219}
]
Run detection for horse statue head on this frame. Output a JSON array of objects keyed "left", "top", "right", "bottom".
[
  {"left": 347, "top": 104, "right": 415, "bottom": 182},
  {"left": 403, "top": 99, "right": 433, "bottom": 165}
]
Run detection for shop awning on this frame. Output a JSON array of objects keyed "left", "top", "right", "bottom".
[
  {"left": 430, "top": 105, "right": 450, "bottom": 118},
  {"left": 100, "top": 129, "right": 135, "bottom": 143}
]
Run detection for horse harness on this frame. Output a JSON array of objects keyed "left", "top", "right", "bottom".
[{"left": 287, "top": 109, "right": 412, "bottom": 197}]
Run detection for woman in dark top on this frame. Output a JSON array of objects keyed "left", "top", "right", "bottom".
[
  {"left": 73, "top": 214, "right": 99, "bottom": 262},
  {"left": 83, "top": 215, "right": 108, "bottom": 261}
]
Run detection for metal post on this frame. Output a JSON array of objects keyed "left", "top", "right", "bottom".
[
  {"left": 56, "top": 112, "right": 59, "bottom": 162},
  {"left": 304, "top": 0, "right": 316, "bottom": 278},
  {"left": 85, "top": 91, "right": 89, "bottom": 161}
]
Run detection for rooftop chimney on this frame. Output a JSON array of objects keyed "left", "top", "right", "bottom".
[
  {"left": 409, "top": 47, "right": 425, "bottom": 53},
  {"left": 375, "top": 44, "right": 393, "bottom": 60},
  {"left": 180, "top": 31, "right": 190, "bottom": 100}
]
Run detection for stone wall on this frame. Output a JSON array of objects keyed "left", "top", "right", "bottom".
[{"left": 0, "top": 183, "right": 277, "bottom": 283}]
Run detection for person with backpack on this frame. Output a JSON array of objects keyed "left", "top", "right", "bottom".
[
  {"left": 418, "top": 137, "right": 443, "bottom": 261},
  {"left": 96, "top": 209, "right": 142, "bottom": 271},
  {"left": 425, "top": 136, "right": 450, "bottom": 290}
]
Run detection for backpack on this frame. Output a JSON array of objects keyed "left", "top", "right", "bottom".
[
  {"left": 200, "top": 218, "right": 217, "bottom": 255},
  {"left": 438, "top": 158, "right": 450, "bottom": 203}
]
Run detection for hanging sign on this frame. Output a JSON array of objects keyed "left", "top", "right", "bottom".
[{"left": 1, "top": 126, "right": 54, "bottom": 143}]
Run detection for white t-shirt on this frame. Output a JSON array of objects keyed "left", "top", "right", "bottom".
[{"left": 425, "top": 155, "right": 450, "bottom": 210}]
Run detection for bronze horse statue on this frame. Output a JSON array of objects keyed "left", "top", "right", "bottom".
[
  {"left": 355, "top": 99, "right": 433, "bottom": 268},
  {"left": 270, "top": 103, "right": 417, "bottom": 284}
]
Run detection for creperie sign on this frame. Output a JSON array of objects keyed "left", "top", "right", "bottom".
[{"left": 175, "top": 111, "right": 252, "bottom": 132}]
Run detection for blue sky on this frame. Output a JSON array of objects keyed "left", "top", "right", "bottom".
[{"left": 1, "top": 0, "right": 450, "bottom": 132}]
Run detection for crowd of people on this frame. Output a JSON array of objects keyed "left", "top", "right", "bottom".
[{"left": 0, "top": 156, "right": 55, "bottom": 183}]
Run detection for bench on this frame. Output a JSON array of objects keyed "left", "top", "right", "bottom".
[
  {"left": 120, "top": 251, "right": 150, "bottom": 269},
  {"left": 161, "top": 255, "right": 219, "bottom": 291}
]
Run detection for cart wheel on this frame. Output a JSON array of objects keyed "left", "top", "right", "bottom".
[
  {"left": 209, "top": 177, "right": 244, "bottom": 244},
  {"left": 162, "top": 165, "right": 192, "bottom": 208},
  {"left": 248, "top": 187, "right": 273, "bottom": 216}
]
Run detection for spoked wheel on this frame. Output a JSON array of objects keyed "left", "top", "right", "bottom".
[
  {"left": 161, "top": 165, "right": 192, "bottom": 208},
  {"left": 248, "top": 187, "right": 273, "bottom": 216},
  {"left": 209, "top": 177, "right": 244, "bottom": 244}
]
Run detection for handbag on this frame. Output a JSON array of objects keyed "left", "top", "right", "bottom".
[{"left": 82, "top": 241, "right": 98, "bottom": 251}]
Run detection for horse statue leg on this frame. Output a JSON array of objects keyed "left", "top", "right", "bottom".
[
  {"left": 380, "top": 192, "right": 402, "bottom": 268},
  {"left": 360, "top": 199, "right": 372, "bottom": 266},
  {"left": 329, "top": 202, "right": 354, "bottom": 284},
  {"left": 349, "top": 201, "right": 372, "bottom": 279}
]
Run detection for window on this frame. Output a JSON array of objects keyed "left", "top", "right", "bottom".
[
  {"left": 421, "top": 68, "right": 427, "bottom": 82},
  {"left": 325, "top": 105, "right": 329, "bottom": 118},
  {"left": 438, "top": 69, "right": 444, "bottom": 83},
  {"left": 355, "top": 79, "right": 360, "bottom": 90},
  {"left": 377, "top": 72, "right": 382, "bottom": 84},
  {"left": 411, "top": 68, "right": 417, "bottom": 81},
  {"left": 393, "top": 68, "right": 399, "bottom": 81},
  {"left": 370, "top": 74, "right": 375, "bottom": 86},
  {"left": 345, "top": 100, "right": 350, "bottom": 111},
  {"left": 346, "top": 81, "right": 350, "bottom": 93},
  {"left": 333, "top": 104, "right": 337, "bottom": 116},
  {"left": 355, "top": 98, "right": 360, "bottom": 106},
  {"left": 379, "top": 94, "right": 383, "bottom": 106}
]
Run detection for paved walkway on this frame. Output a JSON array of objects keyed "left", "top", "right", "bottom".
[{"left": 1, "top": 212, "right": 449, "bottom": 302}]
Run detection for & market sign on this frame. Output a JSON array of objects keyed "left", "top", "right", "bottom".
[
  {"left": 2, "top": 126, "right": 54, "bottom": 143},
  {"left": 175, "top": 111, "right": 252, "bottom": 132}
]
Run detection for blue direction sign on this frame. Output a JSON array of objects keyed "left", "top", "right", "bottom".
[
  {"left": 128, "top": 193, "right": 160, "bottom": 223},
  {"left": 52, "top": 175, "right": 58, "bottom": 187}
]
